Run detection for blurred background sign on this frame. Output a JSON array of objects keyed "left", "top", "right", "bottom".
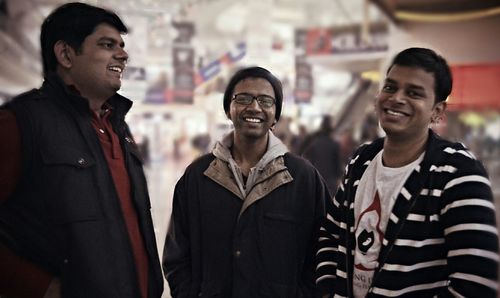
[
  {"left": 449, "top": 64, "right": 500, "bottom": 111},
  {"left": 172, "top": 21, "right": 195, "bottom": 104}
]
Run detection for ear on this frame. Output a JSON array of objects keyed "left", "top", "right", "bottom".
[
  {"left": 270, "top": 120, "right": 277, "bottom": 131},
  {"left": 431, "top": 101, "right": 447, "bottom": 123},
  {"left": 54, "top": 40, "right": 73, "bottom": 69}
]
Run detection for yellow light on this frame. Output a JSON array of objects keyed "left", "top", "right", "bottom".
[
  {"left": 395, "top": 6, "right": 500, "bottom": 23},
  {"left": 361, "top": 71, "right": 380, "bottom": 82}
]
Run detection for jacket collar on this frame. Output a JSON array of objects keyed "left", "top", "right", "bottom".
[
  {"left": 203, "top": 154, "right": 293, "bottom": 220},
  {"left": 212, "top": 131, "right": 289, "bottom": 197},
  {"left": 41, "top": 73, "right": 132, "bottom": 120},
  {"left": 357, "top": 129, "right": 440, "bottom": 175},
  {"left": 213, "top": 130, "right": 288, "bottom": 165}
]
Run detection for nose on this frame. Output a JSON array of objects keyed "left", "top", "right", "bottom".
[
  {"left": 115, "top": 47, "right": 129, "bottom": 64},
  {"left": 247, "top": 97, "right": 263, "bottom": 110},
  {"left": 389, "top": 90, "right": 405, "bottom": 104}
]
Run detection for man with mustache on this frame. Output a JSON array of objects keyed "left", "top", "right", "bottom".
[
  {"left": 316, "top": 47, "right": 498, "bottom": 297},
  {"left": 0, "top": 3, "right": 163, "bottom": 297},
  {"left": 163, "top": 66, "right": 330, "bottom": 297}
]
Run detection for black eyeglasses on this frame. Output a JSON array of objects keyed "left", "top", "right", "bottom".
[{"left": 232, "top": 93, "right": 276, "bottom": 109}]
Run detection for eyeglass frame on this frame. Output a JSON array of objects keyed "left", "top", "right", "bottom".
[{"left": 231, "top": 93, "right": 276, "bottom": 109}]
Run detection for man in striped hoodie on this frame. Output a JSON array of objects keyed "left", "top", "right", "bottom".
[{"left": 316, "top": 47, "right": 498, "bottom": 297}]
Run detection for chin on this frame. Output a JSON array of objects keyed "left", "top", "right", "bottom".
[
  {"left": 113, "top": 82, "right": 122, "bottom": 90},
  {"left": 241, "top": 129, "right": 268, "bottom": 139},
  {"left": 380, "top": 124, "right": 402, "bottom": 136}
]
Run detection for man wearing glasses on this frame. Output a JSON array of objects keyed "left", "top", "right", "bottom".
[{"left": 163, "top": 66, "right": 330, "bottom": 297}]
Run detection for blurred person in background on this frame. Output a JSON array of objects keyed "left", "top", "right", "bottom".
[
  {"left": 138, "top": 135, "right": 151, "bottom": 167},
  {"left": 290, "top": 123, "right": 308, "bottom": 155},
  {"left": 302, "top": 115, "right": 343, "bottom": 194},
  {"left": 273, "top": 115, "right": 294, "bottom": 149},
  {"left": 338, "top": 127, "right": 358, "bottom": 170},
  {"left": 0, "top": 3, "right": 163, "bottom": 297},
  {"left": 316, "top": 47, "right": 498, "bottom": 297},
  {"left": 163, "top": 66, "right": 330, "bottom": 297},
  {"left": 360, "top": 113, "right": 380, "bottom": 144}
]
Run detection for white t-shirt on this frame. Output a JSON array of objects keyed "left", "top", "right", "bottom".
[{"left": 352, "top": 150, "right": 424, "bottom": 297}]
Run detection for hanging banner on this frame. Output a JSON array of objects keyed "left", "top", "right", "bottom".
[
  {"left": 195, "top": 42, "right": 246, "bottom": 85},
  {"left": 306, "top": 28, "right": 332, "bottom": 55},
  {"left": 172, "top": 22, "right": 195, "bottom": 104},
  {"left": 306, "top": 23, "right": 388, "bottom": 56},
  {"left": 173, "top": 46, "right": 195, "bottom": 103},
  {"left": 294, "top": 29, "right": 313, "bottom": 103}
]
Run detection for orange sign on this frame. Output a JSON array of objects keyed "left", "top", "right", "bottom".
[{"left": 448, "top": 64, "right": 500, "bottom": 111}]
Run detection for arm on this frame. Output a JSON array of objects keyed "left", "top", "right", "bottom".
[
  {"left": 315, "top": 183, "right": 342, "bottom": 297},
  {"left": 0, "top": 109, "right": 56, "bottom": 296},
  {"left": 300, "top": 169, "right": 332, "bottom": 296},
  {"left": 0, "top": 109, "right": 21, "bottom": 203},
  {"left": 440, "top": 158, "right": 498, "bottom": 297},
  {"left": 314, "top": 142, "right": 361, "bottom": 297},
  {"left": 162, "top": 177, "right": 193, "bottom": 298}
]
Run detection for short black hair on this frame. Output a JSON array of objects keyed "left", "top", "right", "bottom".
[
  {"left": 387, "top": 47, "right": 452, "bottom": 103},
  {"left": 40, "top": 2, "right": 128, "bottom": 77},
  {"left": 223, "top": 66, "right": 283, "bottom": 121}
]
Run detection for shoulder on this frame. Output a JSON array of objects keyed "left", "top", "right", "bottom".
[
  {"left": 284, "top": 153, "right": 315, "bottom": 171},
  {"left": 176, "top": 154, "right": 219, "bottom": 189},
  {"left": 1, "top": 89, "right": 52, "bottom": 131},
  {"left": 423, "top": 134, "right": 492, "bottom": 202},
  {"left": 283, "top": 153, "right": 326, "bottom": 181},
  {"left": 349, "top": 138, "right": 384, "bottom": 166},
  {"left": 5, "top": 88, "right": 54, "bottom": 120},
  {"left": 8, "top": 89, "right": 47, "bottom": 107},
  {"left": 427, "top": 134, "right": 484, "bottom": 172},
  {"left": 184, "top": 153, "right": 216, "bottom": 174}
]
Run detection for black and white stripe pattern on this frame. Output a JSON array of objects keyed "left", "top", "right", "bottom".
[{"left": 316, "top": 131, "right": 499, "bottom": 297}]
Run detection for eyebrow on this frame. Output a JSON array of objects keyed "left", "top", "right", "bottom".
[
  {"left": 236, "top": 92, "right": 273, "bottom": 96},
  {"left": 385, "top": 78, "right": 426, "bottom": 91},
  {"left": 98, "top": 37, "right": 125, "bottom": 48}
]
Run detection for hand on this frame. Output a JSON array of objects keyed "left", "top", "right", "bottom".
[{"left": 43, "top": 278, "right": 61, "bottom": 298}]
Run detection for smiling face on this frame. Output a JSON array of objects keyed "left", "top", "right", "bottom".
[
  {"left": 65, "top": 23, "right": 128, "bottom": 100},
  {"left": 227, "top": 77, "right": 276, "bottom": 141},
  {"left": 375, "top": 65, "right": 446, "bottom": 142}
]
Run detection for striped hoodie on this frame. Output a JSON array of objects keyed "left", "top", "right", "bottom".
[{"left": 316, "top": 129, "right": 498, "bottom": 297}]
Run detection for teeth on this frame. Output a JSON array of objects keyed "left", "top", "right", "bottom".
[
  {"left": 108, "top": 66, "right": 122, "bottom": 73},
  {"left": 244, "top": 117, "right": 262, "bottom": 123},
  {"left": 387, "top": 109, "right": 405, "bottom": 116}
]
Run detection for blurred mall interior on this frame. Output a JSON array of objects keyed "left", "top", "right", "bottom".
[{"left": 1, "top": 0, "right": 500, "bottom": 296}]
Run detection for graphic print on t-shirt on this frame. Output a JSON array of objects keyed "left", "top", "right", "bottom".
[{"left": 355, "top": 190, "right": 383, "bottom": 271}]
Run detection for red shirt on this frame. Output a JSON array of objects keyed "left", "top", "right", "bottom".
[
  {"left": 0, "top": 108, "right": 149, "bottom": 297},
  {"left": 91, "top": 107, "right": 149, "bottom": 298}
]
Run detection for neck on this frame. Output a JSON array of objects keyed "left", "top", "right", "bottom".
[
  {"left": 87, "top": 98, "right": 107, "bottom": 114},
  {"left": 382, "top": 130, "right": 428, "bottom": 167},
  {"left": 57, "top": 71, "right": 110, "bottom": 114},
  {"left": 231, "top": 132, "right": 268, "bottom": 169}
]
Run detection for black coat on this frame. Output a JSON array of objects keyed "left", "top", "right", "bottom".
[
  {"left": 163, "top": 153, "right": 330, "bottom": 298},
  {"left": 0, "top": 75, "right": 163, "bottom": 297}
]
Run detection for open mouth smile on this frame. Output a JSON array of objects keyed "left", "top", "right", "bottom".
[
  {"left": 243, "top": 117, "right": 264, "bottom": 123},
  {"left": 385, "top": 108, "right": 409, "bottom": 117},
  {"left": 108, "top": 65, "right": 124, "bottom": 74}
]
